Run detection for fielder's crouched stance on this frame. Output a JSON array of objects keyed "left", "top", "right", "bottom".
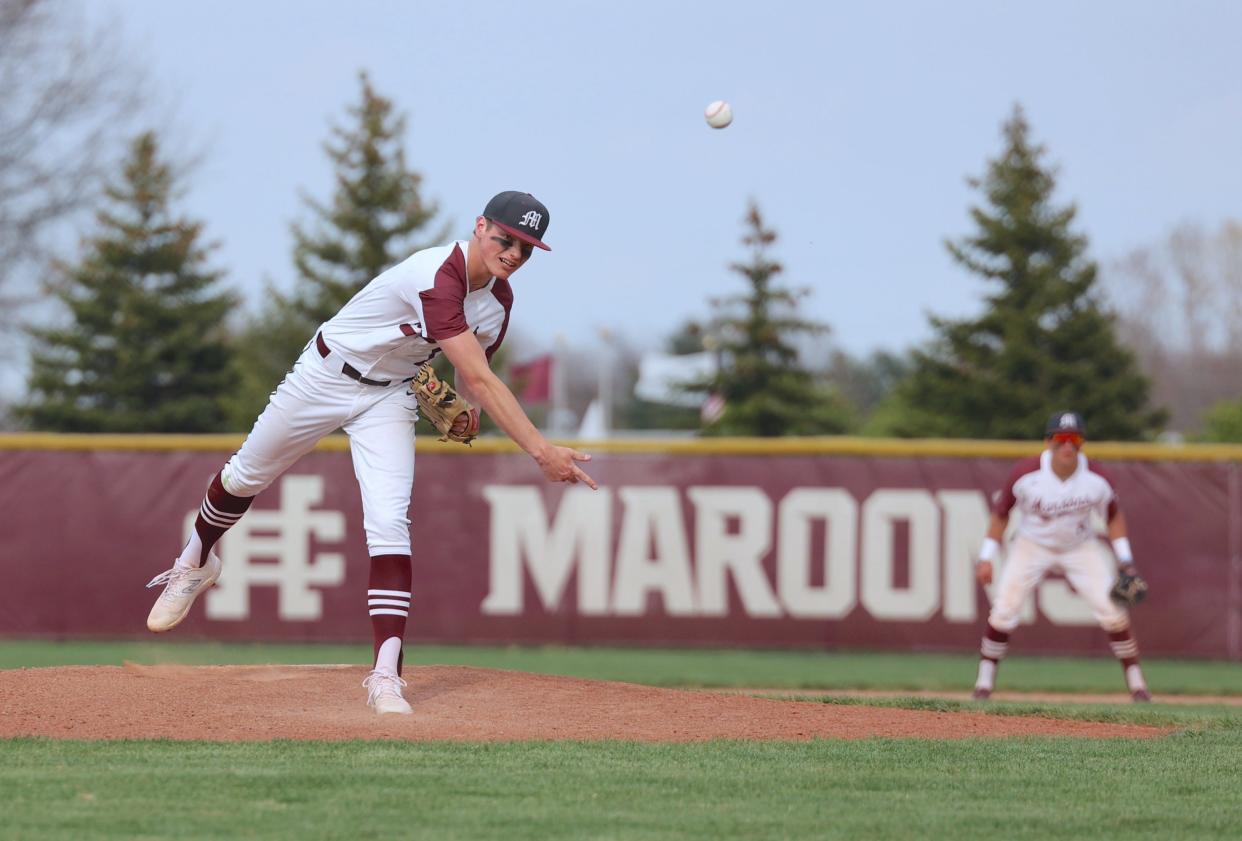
[
  {"left": 971, "top": 411, "right": 1152, "bottom": 703},
  {"left": 144, "top": 191, "right": 596, "bottom": 715}
]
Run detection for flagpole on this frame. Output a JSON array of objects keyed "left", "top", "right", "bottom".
[
  {"left": 552, "top": 334, "right": 568, "bottom": 435},
  {"left": 598, "top": 326, "right": 613, "bottom": 437}
]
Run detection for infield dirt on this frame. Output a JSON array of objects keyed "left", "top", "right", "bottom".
[{"left": 0, "top": 664, "right": 1171, "bottom": 741}]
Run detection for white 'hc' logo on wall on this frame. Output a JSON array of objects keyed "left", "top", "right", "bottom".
[
  {"left": 183, "top": 475, "right": 346, "bottom": 621},
  {"left": 519, "top": 210, "right": 542, "bottom": 230}
]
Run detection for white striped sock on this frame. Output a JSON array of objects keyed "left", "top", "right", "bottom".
[
  {"left": 981, "top": 638, "right": 1008, "bottom": 660},
  {"left": 368, "top": 589, "right": 410, "bottom": 617},
  {"left": 200, "top": 498, "right": 244, "bottom": 528}
]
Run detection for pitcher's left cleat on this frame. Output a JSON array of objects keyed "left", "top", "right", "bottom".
[
  {"left": 363, "top": 669, "right": 413, "bottom": 715},
  {"left": 971, "top": 687, "right": 992, "bottom": 700},
  {"left": 1131, "top": 688, "right": 1153, "bottom": 703},
  {"left": 145, "top": 551, "right": 222, "bottom": 633}
]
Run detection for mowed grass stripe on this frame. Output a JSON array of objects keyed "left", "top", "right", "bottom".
[
  {"left": 2, "top": 735, "right": 1239, "bottom": 841},
  {"left": 3, "top": 640, "right": 1240, "bottom": 695}
]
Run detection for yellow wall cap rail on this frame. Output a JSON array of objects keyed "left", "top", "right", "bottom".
[{"left": 2, "top": 433, "right": 1241, "bottom": 462}]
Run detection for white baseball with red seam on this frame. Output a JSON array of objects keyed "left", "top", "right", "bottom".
[{"left": 705, "top": 100, "right": 733, "bottom": 129}]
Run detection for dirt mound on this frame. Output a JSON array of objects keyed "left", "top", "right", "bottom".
[{"left": 0, "top": 664, "right": 1168, "bottom": 742}]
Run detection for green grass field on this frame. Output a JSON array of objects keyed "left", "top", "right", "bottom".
[
  {"left": 2, "top": 640, "right": 1240, "bottom": 840},
  {"left": 4, "top": 639, "right": 1241, "bottom": 695}
]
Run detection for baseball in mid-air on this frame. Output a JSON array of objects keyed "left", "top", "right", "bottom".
[{"left": 705, "top": 100, "right": 733, "bottom": 129}]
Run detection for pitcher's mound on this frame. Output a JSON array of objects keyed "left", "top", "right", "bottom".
[{"left": 0, "top": 664, "right": 1166, "bottom": 742}]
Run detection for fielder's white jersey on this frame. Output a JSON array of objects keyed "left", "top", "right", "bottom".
[
  {"left": 317, "top": 240, "right": 512, "bottom": 382},
  {"left": 993, "top": 450, "right": 1120, "bottom": 552}
]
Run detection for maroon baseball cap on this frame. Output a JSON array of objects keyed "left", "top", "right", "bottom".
[{"left": 483, "top": 191, "right": 551, "bottom": 251}]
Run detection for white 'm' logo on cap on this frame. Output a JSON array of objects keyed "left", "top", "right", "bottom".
[
  {"left": 1059, "top": 414, "right": 1077, "bottom": 428},
  {"left": 519, "top": 210, "right": 542, "bottom": 230}
]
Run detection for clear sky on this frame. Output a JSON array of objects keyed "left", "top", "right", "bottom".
[{"left": 86, "top": 0, "right": 1242, "bottom": 359}]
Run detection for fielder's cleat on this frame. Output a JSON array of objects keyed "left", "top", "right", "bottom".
[
  {"left": 145, "top": 551, "right": 222, "bottom": 633},
  {"left": 1131, "top": 688, "right": 1153, "bottom": 703},
  {"left": 971, "top": 687, "right": 993, "bottom": 700},
  {"left": 363, "top": 669, "right": 412, "bottom": 715}
]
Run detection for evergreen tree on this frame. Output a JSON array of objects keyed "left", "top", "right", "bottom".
[
  {"left": 19, "top": 132, "right": 237, "bottom": 432},
  {"left": 876, "top": 105, "right": 1165, "bottom": 440},
  {"left": 229, "top": 71, "right": 445, "bottom": 427},
  {"left": 291, "top": 70, "right": 445, "bottom": 322},
  {"left": 695, "top": 202, "right": 854, "bottom": 436}
]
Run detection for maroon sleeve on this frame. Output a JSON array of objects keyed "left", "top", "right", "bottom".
[
  {"left": 419, "top": 245, "right": 469, "bottom": 340},
  {"left": 1088, "top": 462, "right": 1122, "bottom": 519},
  {"left": 484, "top": 278, "right": 514, "bottom": 362},
  {"left": 993, "top": 456, "right": 1040, "bottom": 517}
]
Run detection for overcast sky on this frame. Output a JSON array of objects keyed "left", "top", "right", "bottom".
[{"left": 79, "top": 0, "right": 1242, "bottom": 362}]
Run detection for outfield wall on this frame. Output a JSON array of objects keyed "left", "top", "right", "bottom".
[{"left": 2, "top": 434, "right": 1240, "bottom": 659}]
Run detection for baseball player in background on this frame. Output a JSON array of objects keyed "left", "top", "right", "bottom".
[
  {"left": 144, "top": 191, "right": 597, "bottom": 715},
  {"left": 971, "top": 411, "right": 1152, "bottom": 702}
]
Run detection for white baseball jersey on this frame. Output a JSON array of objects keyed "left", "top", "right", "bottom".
[
  {"left": 993, "top": 450, "right": 1120, "bottom": 552},
  {"left": 318, "top": 240, "right": 513, "bottom": 382}
]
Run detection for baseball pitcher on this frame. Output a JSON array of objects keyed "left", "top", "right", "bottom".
[{"left": 144, "top": 191, "right": 596, "bottom": 715}]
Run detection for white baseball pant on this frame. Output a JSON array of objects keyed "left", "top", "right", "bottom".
[
  {"left": 989, "top": 534, "right": 1129, "bottom": 633},
  {"left": 221, "top": 341, "right": 419, "bottom": 556}
]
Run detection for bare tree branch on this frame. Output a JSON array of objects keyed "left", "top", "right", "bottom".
[
  {"left": 0, "top": 0, "right": 144, "bottom": 332},
  {"left": 1105, "top": 221, "right": 1242, "bottom": 433}
]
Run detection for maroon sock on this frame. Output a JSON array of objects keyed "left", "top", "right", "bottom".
[
  {"left": 980, "top": 623, "right": 1010, "bottom": 664},
  {"left": 192, "top": 471, "right": 254, "bottom": 566},
  {"left": 368, "top": 554, "right": 412, "bottom": 675},
  {"left": 1108, "top": 628, "right": 1141, "bottom": 669}
]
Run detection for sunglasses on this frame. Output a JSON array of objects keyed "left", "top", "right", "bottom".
[{"left": 1050, "top": 432, "right": 1084, "bottom": 447}]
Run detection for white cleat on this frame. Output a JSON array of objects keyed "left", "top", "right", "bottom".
[
  {"left": 363, "top": 669, "right": 413, "bottom": 715},
  {"left": 145, "top": 551, "right": 222, "bottom": 633}
]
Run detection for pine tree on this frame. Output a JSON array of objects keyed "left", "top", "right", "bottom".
[
  {"left": 696, "top": 202, "right": 854, "bottom": 436},
  {"left": 876, "top": 106, "right": 1166, "bottom": 440},
  {"left": 229, "top": 71, "right": 445, "bottom": 427},
  {"left": 290, "top": 70, "right": 445, "bottom": 322},
  {"left": 19, "top": 132, "right": 237, "bottom": 432}
]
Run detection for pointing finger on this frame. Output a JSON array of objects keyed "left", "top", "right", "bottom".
[{"left": 576, "top": 467, "right": 599, "bottom": 491}]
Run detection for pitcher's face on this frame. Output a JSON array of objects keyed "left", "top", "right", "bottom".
[{"left": 475, "top": 218, "right": 533, "bottom": 280}]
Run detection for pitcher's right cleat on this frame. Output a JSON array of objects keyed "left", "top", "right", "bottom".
[
  {"left": 1131, "top": 688, "right": 1153, "bottom": 703},
  {"left": 971, "top": 687, "right": 992, "bottom": 700},
  {"left": 363, "top": 669, "right": 413, "bottom": 715},
  {"left": 145, "top": 551, "right": 222, "bottom": 633}
]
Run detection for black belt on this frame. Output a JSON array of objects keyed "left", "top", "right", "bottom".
[{"left": 315, "top": 332, "right": 400, "bottom": 387}]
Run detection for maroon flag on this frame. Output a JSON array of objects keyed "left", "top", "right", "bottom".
[
  {"left": 509, "top": 354, "right": 553, "bottom": 402},
  {"left": 700, "top": 392, "right": 726, "bottom": 424}
]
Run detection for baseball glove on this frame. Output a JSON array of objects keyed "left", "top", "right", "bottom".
[
  {"left": 1109, "top": 567, "right": 1149, "bottom": 607},
  {"left": 408, "top": 364, "right": 478, "bottom": 445}
]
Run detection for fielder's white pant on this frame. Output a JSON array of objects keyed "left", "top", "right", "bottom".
[
  {"left": 989, "top": 534, "right": 1129, "bottom": 633},
  {"left": 221, "top": 341, "right": 419, "bottom": 556}
]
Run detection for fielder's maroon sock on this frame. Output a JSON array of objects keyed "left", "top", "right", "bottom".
[
  {"left": 975, "top": 623, "right": 1010, "bottom": 691},
  {"left": 1108, "top": 627, "right": 1141, "bottom": 669},
  {"left": 1108, "top": 626, "right": 1149, "bottom": 695},
  {"left": 188, "top": 471, "right": 254, "bottom": 567},
  {"left": 980, "top": 623, "right": 1010, "bottom": 662},
  {"left": 368, "top": 554, "right": 412, "bottom": 675}
]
